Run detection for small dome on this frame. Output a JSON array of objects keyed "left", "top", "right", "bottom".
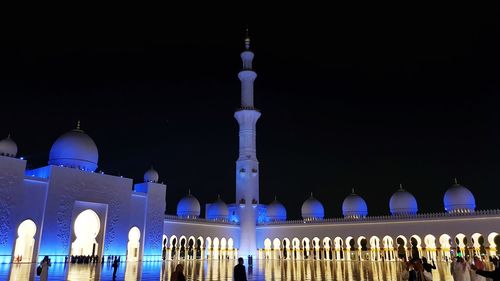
[
  {"left": 301, "top": 193, "right": 324, "bottom": 220},
  {"left": 267, "top": 198, "right": 287, "bottom": 221},
  {"left": 48, "top": 123, "right": 98, "bottom": 171},
  {"left": 342, "top": 189, "right": 368, "bottom": 218},
  {"left": 389, "top": 186, "right": 418, "bottom": 215},
  {"left": 444, "top": 180, "right": 476, "bottom": 213},
  {"left": 206, "top": 196, "right": 229, "bottom": 220},
  {"left": 177, "top": 191, "right": 201, "bottom": 218},
  {"left": 0, "top": 135, "right": 17, "bottom": 157},
  {"left": 144, "top": 167, "right": 159, "bottom": 183}
]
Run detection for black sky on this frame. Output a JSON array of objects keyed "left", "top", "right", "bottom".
[{"left": 1, "top": 10, "right": 499, "bottom": 219}]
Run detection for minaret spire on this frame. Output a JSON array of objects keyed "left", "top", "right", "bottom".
[{"left": 235, "top": 29, "right": 261, "bottom": 258}]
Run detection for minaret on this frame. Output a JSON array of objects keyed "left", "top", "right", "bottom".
[{"left": 235, "top": 29, "right": 260, "bottom": 258}]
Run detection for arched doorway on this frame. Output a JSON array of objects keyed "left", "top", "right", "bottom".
[
  {"left": 71, "top": 209, "right": 100, "bottom": 256},
  {"left": 127, "top": 227, "right": 141, "bottom": 261},
  {"left": 13, "top": 219, "right": 36, "bottom": 263}
]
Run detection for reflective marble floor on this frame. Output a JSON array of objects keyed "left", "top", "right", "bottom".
[{"left": 1, "top": 259, "right": 463, "bottom": 280}]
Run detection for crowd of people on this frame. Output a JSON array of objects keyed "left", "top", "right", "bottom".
[{"left": 402, "top": 254, "right": 500, "bottom": 281}]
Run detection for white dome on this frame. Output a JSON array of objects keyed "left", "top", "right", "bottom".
[
  {"left": 206, "top": 196, "right": 229, "bottom": 220},
  {"left": 144, "top": 167, "right": 159, "bottom": 183},
  {"left": 389, "top": 186, "right": 418, "bottom": 215},
  {"left": 267, "top": 198, "right": 287, "bottom": 221},
  {"left": 49, "top": 124, "right": 98, "bottom": 171},
  {"left": 342, "top": 190, "right": 368, "bottom": 218},
  {"left": 444, "top": 181, "right": 476, "bottom": 213},
  {"left": 0, "top": 135, "right": 17, "bottom": 157},
  {"left": 177, "top": 191, "right": 201, "bottom": 218},
  {"left": 301, "top": 193, "right": 324, "bottom": 220}
]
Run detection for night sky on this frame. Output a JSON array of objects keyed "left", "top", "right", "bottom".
[{"left": 1, "top": 11, "right": 499, "bottom": 219}]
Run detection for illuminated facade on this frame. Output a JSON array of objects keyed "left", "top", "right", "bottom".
[
  {"left": 0, "top": 129, "right": 166, "bottom": 264},
  {"left": 1, "top": 33, "right": 500, "bottom": 267}
]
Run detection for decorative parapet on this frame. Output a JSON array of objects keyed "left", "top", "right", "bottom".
[
  {"left": 164, "top": 214, "right": 239, "bottom": 225},
  {"left": 258, "top": 209, "right": 500, "bottom": 226}
]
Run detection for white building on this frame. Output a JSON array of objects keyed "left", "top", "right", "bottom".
[{"left": 1, "top": 33, "right": 500, "bottom": 265}]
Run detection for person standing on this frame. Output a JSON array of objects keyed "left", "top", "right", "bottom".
[
  {"left": 234, "top": 257, "right": 247, "bottom": 281},
  {"left": 170, "top": 264, "right": 186, "bottom": 281},
  {"left": 112, "top": 257, "right": 119, "bottom": 279},
  {"left": 39, "top": 256, "right": 50, "bottom": 281}
]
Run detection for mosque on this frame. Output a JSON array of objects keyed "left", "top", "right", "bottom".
[{"left": 1, "top": 34, "right": 500, "bottom": 267}]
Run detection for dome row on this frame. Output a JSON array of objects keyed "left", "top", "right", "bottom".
[{"left": 174, "top": 183, "right": 476, "bottom": 221}]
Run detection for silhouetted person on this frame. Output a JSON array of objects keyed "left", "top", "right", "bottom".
[
  {"left": 234, "top": 257, "right": 247, "bottom": 281},
  {"left": 112, "top": 257, "right": 119, "bottom": 279},
  {"left": 422, "top": 257, "right": 436, "bottom": 273},
  {"left": 170, "top": 263, "right": 186, "bottom": 281}
]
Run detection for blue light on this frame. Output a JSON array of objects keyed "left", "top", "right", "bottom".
[{"left": 19, "top": 156, "right": 24, "bottom": 160}]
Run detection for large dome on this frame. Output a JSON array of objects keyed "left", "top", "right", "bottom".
[
  {"left": 267, "top": 198, "right": 287, "bottom": 221},
  {"left": 444, "top": 180, "right": 476, "bottom": 213},
  {"left": 301, "top": 193, "right": 324, "bottom": 220},
  {"left": 342, "top": 189, "right": 368, "bottom": 218},
  {"left": 206, "top": 196, "right": 229, "bottom": 221},
  {"left": 0, "top": 135, "right": 17, "bottom": 157},
  {"left": 48, "top": 124, "right": 98, "bottom": 171},
  {"left": 144, "top": 167, "right": 159, "bottom": 183},
  {"left": 389, "top": 186, "right": 418, "bottom": 215},
  {"left": 177, "top": 191, "right": 201, "bottom": 218}
]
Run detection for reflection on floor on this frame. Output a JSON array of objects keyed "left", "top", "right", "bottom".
[{"left": 1, "top": 259, "right": 486, "bottom": 280}]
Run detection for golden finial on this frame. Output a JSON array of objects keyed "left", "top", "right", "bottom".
[
  {"left": 76, "top": 120, "right": 81, "bottom": 130},
  {"left": 244, "top": 28, "right": 251, "bottom": 50}
]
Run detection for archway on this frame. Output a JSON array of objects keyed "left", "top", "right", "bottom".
[
  {"left": 264, "top": 238, "right": 272, "bottom": 259},
  {"left": 396, "top": 235, "right": 407, "bottom": 260},
  {"left": 273, "top": 238, "right": 281, "bottom": 259},
  {"left": 228, "top": 238, "right": 234, "bottom": 259},
  {"left": 187, "top": 236, "right": 195, "bottom": 259},
  {"left": 334, "top": 237, "right": 344, "bottom": 260},
  {"left": 162, "top": 235, "right": 168, "bottom": 260},
  {"left": 196, "top": 237, "right": 203, "bottom": 259},
  {"left": 424, "top": 234, "right": 437, "bottom": 261},
  {"left": 213, "top": 237, "right": 220, "bottom": 259},
  {"left": 471, "top": 233, "right": 486, "bottom": 257},
  {"left": 369, "top": 236, "right": 381, "bottom": 261},
  {"left": 312, "top": 237, "right": 320, "bottom": 260},
  {"left": 410, "top": 235, "right": 422, "bottom": 259},
  {"left": 439, "top": 234, "right": 452, "bottom": 261},
  {"left": 220, "top": 238, "right": 227, "bottom": 259},
  {"left": 357, "top": 236, "right": 368, "bottom": 261},
  {"left": 71, "top": 209, "right": 100, "bottom": 256},
  {"left": 382, "top": 236, "right": 394, "bottom": 261},
  {"left": 179, "top": 236, "right": 187, "bottom": 259},
  {"left": 282, "top": 238, "right": 290, "bottom": 260},
  {"left": 302, "top": 238, "right": 311, "bottom": 259},
  {"left": 127, "top": 227, "right": 141, "bottom": 261},
  {"left": 205, "top": 237, "right": 212, "bottom": 259},
  {"left": 292, "top": 238, "right": 300, "bottom": 260},
  {"left": 488, "top": 232, "right": 500, "bottom": 256},
  {"left": 13, "top": 219, "right": 36, "bottom": 263},
  {"left": 170, "top": 236, "right": 178, "bottom": 259},
  {"left": 322, "top": 237, "right": 332, "bottom": 260},
  {"left": 345, "top": 236, "right": 355, "bottom": 261},
  {"left": 455, "top": 233, "right": 467, "bottom": 257}
]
